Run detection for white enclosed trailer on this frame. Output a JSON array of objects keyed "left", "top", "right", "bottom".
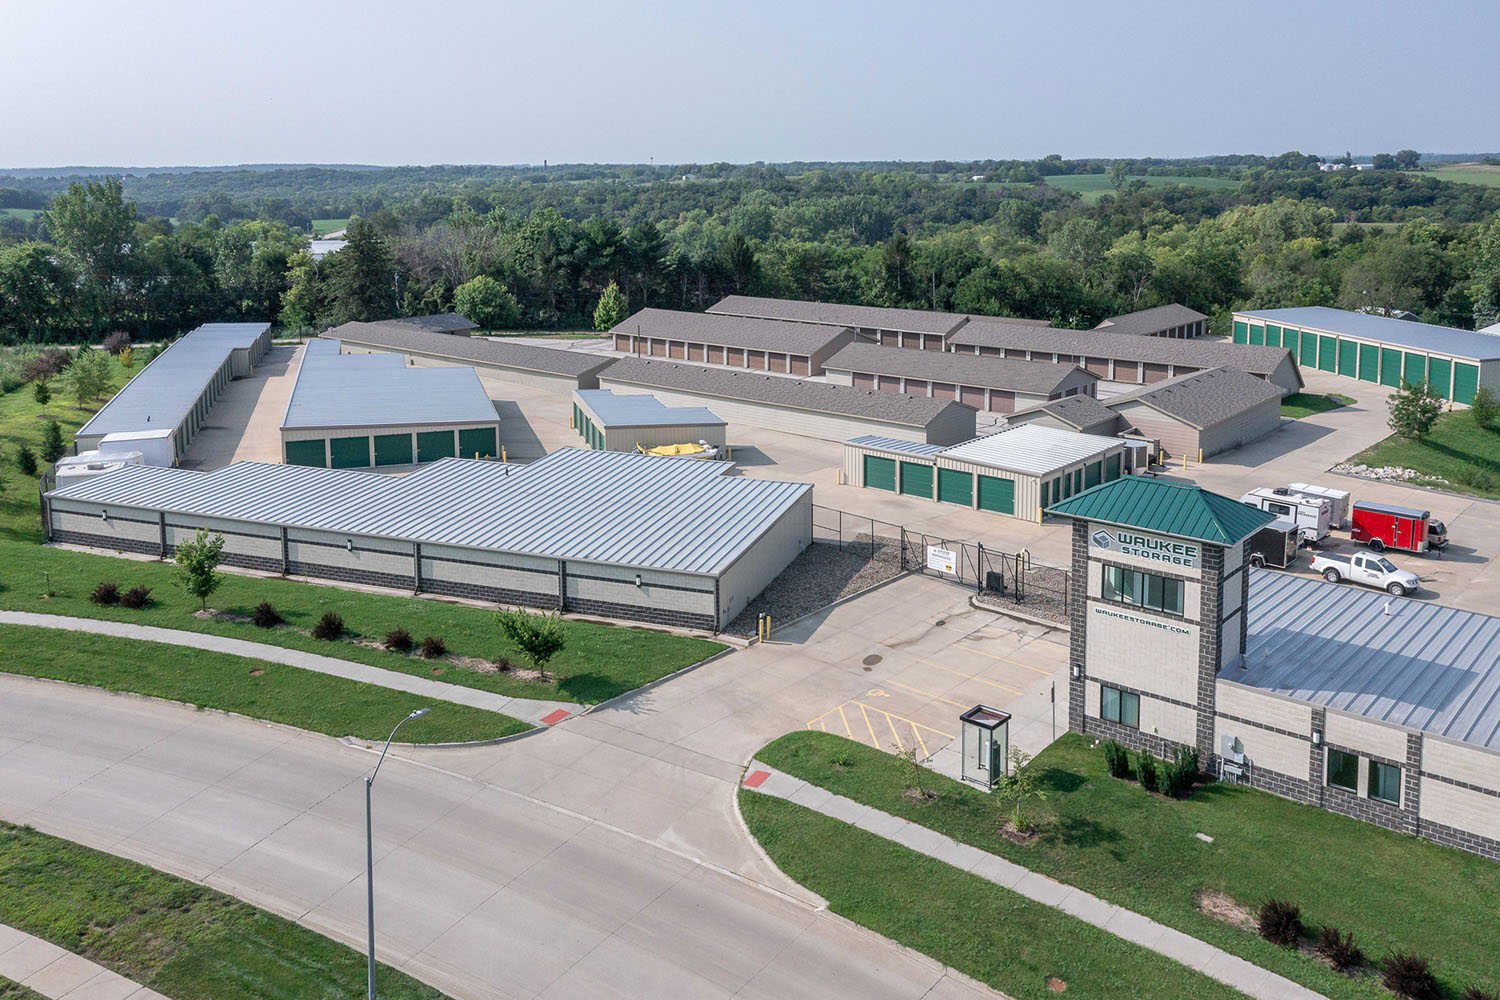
[
  {"left": 1287, "top": 482, "right": 1351, "bottom": 529},
  {"left": 1240, "top": 486, "right": 1331, "bottom": 544}
]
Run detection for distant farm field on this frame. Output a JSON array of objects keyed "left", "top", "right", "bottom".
[
  {"left": 0, "top": 207, "right": 41, "bottom": 220},
  {"left": 965, "top": 173, "right": 1240, "bottom": 203},
  {"left": 1407, "top": 163, "right": 1500, "bottom": 188},
  {"left": 311, "top": 217, "right": 350, "bottom": 235}
]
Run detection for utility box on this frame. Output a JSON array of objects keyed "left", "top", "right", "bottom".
[{"left": 959, "top": 704, "right": 1011, "bottom": 791}]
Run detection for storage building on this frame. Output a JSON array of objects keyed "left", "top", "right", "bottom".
[
  {"left": 1103, "top": 366, "right": 1283, "bottom": 460},
  {"left": 42, "top": 448, "right": 811, "bottom": 632},
  {"left": 950, "top": 321, "right": 1303, "bottom": 395},
  {"left": 1094, "top": 304, "right": 1208, "bottom": 339},
  {"left": 1232, "top": 306, "right": 1500, "bottom": 404},
  {"left": 75, "top": 322, "right": 273, "bottom": 464},
  {"left": 384, "top": 313, "right": 479, "bottom": 336},
  {"left": 572, "top": 389, "right": 726, "bottom": 452},
  {"left": 609, "top": 308, "right": 854, "bottom": 375},
  {"left": 843, "top": 424, "right": 1131, "bottom": 520},
  {"left": 1005, "top": 394, "right": 1122, "bottom": 436},
  {"left": 707, "top": 295, "right": 1045, "bottom": 351},
  {"left": 821, "top": 341, "right": 1097, "bottom": 414},
  {"left": 326, "top": 323, "right": 615, "bottom": 393},
  {"left": 599, "top": 358, "right": 976, "bottom": 445},
  {"left": 280, "top": 339, "right": 499, "bottom": 468}
]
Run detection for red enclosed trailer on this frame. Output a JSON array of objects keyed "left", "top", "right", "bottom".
[{"left": 1350, "top": 500, "right": 1447, "bottom": 554}]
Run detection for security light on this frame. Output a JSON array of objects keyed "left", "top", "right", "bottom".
[
  {"left": 634, "top": 573, "right": 642, "bottom": 587},
  {"left": 346, "top": 539, "right": 354, "bottom": 552}
]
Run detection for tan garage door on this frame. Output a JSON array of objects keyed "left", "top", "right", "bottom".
[
  {"left": 853, "top": 372, "right": 875, "bottom": 390},
  {"left": 878, "top": 376, "right": 900, "bottom": 392},
  {"left": 747, "top": 350, "right": 767, "bottom": 370},
  {"left": 614, "top": 334, "right": 632, "bottom": 352},
  {"left": 728, "top": 348, "right": 746, "bottom": 367},
  {"left": 989, "top": 390, "right": 1016, "bottom": 413},
  {"left": 1143, "top": 362, "right": 1170, "bottom": 383},
  {"left": 768, "top": 352, "right": 788, "bottom": 373},
  {"left": 669, "top": 341, "right": 686, "bottom": 360},
  {"left": 707, "top": 345, "right": 726, "bottom": 365},
  {"left": 1085, "top": 357, "right": 1110, "bottom": 377},
  {"left": 650, "top": 339, "right": 667, "bottom": 357},
  {"left": 932, "top": 381, "right": 957, "bottom": 401},
  {"left": 1004, "top": 348, "right": 1030, "bottom": 361},
  {"left": 687, "top": 343, "right": 705, "bottom": 362},
  {"left": 959, "top": 385, "right": 985, "bottom": 408},
  {"left": 790, "top": 356, "right": 810, "bottom": 376}
]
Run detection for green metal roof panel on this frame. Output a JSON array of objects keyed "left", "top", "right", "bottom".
[{"left": 1045, "top": 477, "right": 1274, "bottom": 545}]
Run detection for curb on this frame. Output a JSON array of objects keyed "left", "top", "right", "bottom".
[
  {"left": 968, "top": 595, "right": 1070, "bottom": 632},
  {"left": 1325, "top": 468, "right": 1500, "bottom": 508},
  {"left": 732, "top": 761, "right": 830, "bottom": 911},
  {"left": 580, "top": 644, "right": 740, "bottom": 715}
]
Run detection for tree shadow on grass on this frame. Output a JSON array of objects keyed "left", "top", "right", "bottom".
[
  {"left": 1045, "top": 814, "right": 1126, "bottom": 856},
  {"left": 556, "top": 671, "right": 622, "bottom": 704}
]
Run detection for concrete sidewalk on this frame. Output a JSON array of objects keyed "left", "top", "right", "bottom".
[
  {"left": 0, "top": 923, "right": 166, "bottom": 1000},
  {"left": 743, "top": 762, "right": 1326, "bottom": 1000},
  {"left": 0, "top": 611, "right": 581, "bottom": 729}
]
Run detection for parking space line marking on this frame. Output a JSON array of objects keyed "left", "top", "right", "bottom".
[
  {"left": 806, "top": 701, "right": 956, "bottom": 751},
  {"left": 837, "top": 704, "right": 853, "bottom": 738},
  {"left": 858, "top": 702, "right": 880, "bottom": 747},
  {"left": 884, "top": 712, "right": 905, "bottom": 752},
  {"left": 911, "top": 722, "right": 930, "bottom": 759},
  {"left": 916, "top": 657, "right": 1024, "bottom": 695},
  {"left": 884, "top": 678, "right": 967, "bottom": 708},
  {"left": 953, "top": 642, "right": 1055, "bottom": 675}
]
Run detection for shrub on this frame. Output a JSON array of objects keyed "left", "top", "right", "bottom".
[
  {"left": 1383, "top": 953, "right": 1441, "bottom": 1000},
  {"left": 383, "top": 628, "right": 414, "bottom": 652},
  {"left": 119, "top": 585, "right": 152, "bottom": 609},
  {"left": 252, "top": 602, "right": 284, "bottom": 628},
  {"left": 1257, "top": 899, "right": 1303, "bottom": 947},
  {"left": 89, "top": 582, "right": 120, "bottom": 606},
  {"left": 15, "top": 444, "right": 37, "bottom": 477},
  {"left": 419, "top": 635, "right": 448, "bottom": 659},
  {"left": 101, "top": 331, "right": 132, "bottom": 354},
  {"left": 1157, "top": 746, "right": 1200, "bottom": 798},
  {"left": 494, "top": 655, "right": 514, "bottom": 672},
  {"left": 1455, "top": 464, "right": 1498, "bottom": 492},
  {"left": 1101, "top": 740, "right": 1131, "bottom": 779},
  {"left": 312, "top": 612, "right": 345, "bottom": 640},
  {"left": 1461, "top": 987, "right": 1499, "bottom": 1000},
  {"left": 1317, "top": 925, "right": 1365, "bottom": 973},
  {"left": 1132, "top": 750, "right": 1157, "bottom": 789},
  {"left": 40, "top": 420, "right": 66, "bottom": 463},
  {"left": 24, "top": 349, "right": 70, "bottom": 384}
]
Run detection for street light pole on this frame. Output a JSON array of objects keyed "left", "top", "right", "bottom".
[{"left": 366, "top": 708, "right": 430, "bottom": 1000}]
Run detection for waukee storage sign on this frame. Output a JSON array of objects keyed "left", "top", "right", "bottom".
[{"left": 1088, "top": 527, "right": 1200, "bottom": 568}]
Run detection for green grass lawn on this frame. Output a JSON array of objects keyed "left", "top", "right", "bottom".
[
  {"left": 0, "top": 978, "right": 45, "bottom": 1000},
  {"left": 1280, "top": 392, "right": 1355, "bottom": 419},
  {"left": 1405, "top": 164, "right": 1500, "bottom": 188},
  {"left": 0, "top": 823, "right": 451, "bottom": 1000},
  {"left": 0, "top": 362, "right": 725, "bottom": 704},
  {"left": 0, "top": 207, "right": 43, "bottom": 221},
  {"left": 756, "top": 731, "right": 1500, "bottom": 1000},
  {"left": 0, "top": 624, "right": 526, "bottom": 742},
  {"left": 968, "top": 173, "right": 1240, "bottom": 204},
  {"left": 1349, "top": 408, "right": 1500, "bottom": 499},
  {"left": 740, "top": 793, "right": 1245, "bottom": 1000},
  {"left": 311, "top": 217, "right": 350, "bottom": 235}
]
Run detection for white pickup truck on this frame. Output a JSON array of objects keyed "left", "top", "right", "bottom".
[{"left": 1309, "top": 551, "right": 1421, "bottom": 597}]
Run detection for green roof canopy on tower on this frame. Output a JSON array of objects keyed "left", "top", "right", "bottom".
[{"left": 1046, "top": 476, "right": 1273, "bottom": 546}]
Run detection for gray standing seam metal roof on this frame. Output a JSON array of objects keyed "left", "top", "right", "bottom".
[
  {"left": 325, "top": 324, "right": 615, "bottom": 377},
  {"left": 1008, "top": 393, "right": 1119, "bottom": 430},
  {"left": 610, "top": 308, "right": 853, "bottom": 353},
  {"left": 77, "top": 322, "right": 270, "bottom": 440},
  {"left": 1095, "top": 303, "right": 1209, "bottom": 336},
  {"left": 1242, "top": 569, "right": 1500, "bottom": 752},
  {"left": 845, "top": 435, "right": 946, "bottom": 458},
  {"left": 937, "top": 424, "right": 1123, "bottom": 477},
  {"left": 707, "top": 295, "right": 978, "bottom": 336},
  {"left": 1235, "top": 306, "right": 1500, "bottom": 361},
  {"left": 823, "top": 342, "right": 1093, "bottom": 395},
  {"left": 951, "top": 321, "right": 1294, "bottom": 375},
  {"left": 575, "top": 389, "right": 723, "bottom": 428},
  {"left": 45, "top": 448, "right": 810, "bottom": 576},
  {"left": 281, "top": 340, "right": 498, "bottom": 430},
  {"left": 1104, "top": 366, "right": 1282, "bottom": 429},
  {"left": 600, "top": 358, "right": 970, "bottom": 427}
]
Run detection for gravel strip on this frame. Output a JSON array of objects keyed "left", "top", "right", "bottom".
[{"left": 725, "top": 536, "right": 904, "bottom": 637}]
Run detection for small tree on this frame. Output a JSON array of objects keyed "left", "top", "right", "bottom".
[
  {"left": 452, "top": 274, "right": 520, "bottom": 331},
  {"left": 40, "top": 420, "right": 66, "bottom": 463},
  {"left": 1471, "top": 385, "right": 1498, "bottom": 430},
  {"left": 15, "top": 444, "right": 37, "bottom": 477},
  {"left": 32, "top": 379, "right": 50, "bottom": 412},
  {"left": 1387, "top": 379, "right": 1444, "bottom": 439},
  {"left": 592, "top": 281, "right": 629, "bottom": 332},
  {"left": 997, "top": 747, "right": 1048, "bottom": 833},
  {"left": 102, "top": 331, "right": 132, "bottom": 354},
  {"left": 496, "top": 607, "right": 567, "bottom": 681},
  {"left": 118, "top": 345, "right": 135, "bottom": 369},
  {"left": 63, "top": 348, "right": 113, "bottom": 407},
  {"left": 173, "top": 528, "right": 226, "bottom": 611},
  {"left": 892, "top": 740, "right": 933, "bottom": 797}
]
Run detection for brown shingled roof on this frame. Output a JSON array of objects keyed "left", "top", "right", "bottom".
[
  {"left": 951, "top": 321, "right": 1293, "bottom": 377},
  {"left": 610, "top": 308, "right": 852, "bottom": 352},
  {"left": 823, "top": 342, "right": 1092, "bottom": 395},
  {"left": 1104, "top": 366, "right": 1281, "bottom": 429},
  {"left": 1094, "top": 304, "right": 1207, "bottom": 336}
]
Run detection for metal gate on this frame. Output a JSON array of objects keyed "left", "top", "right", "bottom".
[{"left": 902, "top": 529, "right": 1070, "bottom": 612}]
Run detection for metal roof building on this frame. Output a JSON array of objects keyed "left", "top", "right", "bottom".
[
  {"left": 280, "top": 339, "right": 500, "bottom": 469},
  {"left": 951, "top": 321, "right": 1304, "bottom": 395},
  {"left": 326, "top": 323, "right": 616, "bottom": 393},
  {"left": 1232, "top": 306, "right": 1500, "bottom": 404},
  {"left": 843, "top": 424, "right": 1133, "bottom": 521},
  {"left": 571, "top": 389, "right": 726, "bottom": 452},
  {"left": 610, "top": 308, "right": 856, "bottom": 375},
  {"left": 598, "top": 358, "right": 976, "bottom": 445},
  {"left": 76, "top": 322, "right": 273, "bottom": 465},
  {"left": 42, "top": 448, "right": 812, "bottom": 632},
  {"left": 821, "top": 342, "right": 1098, "bottom": 414}
]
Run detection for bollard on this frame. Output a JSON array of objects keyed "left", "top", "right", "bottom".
[
  {"left": 501, "top": 445, "right": 507, "bottom": 464},
  {"left": 837, "top": 468, "right": 844, "bottom": 485},
  {"left": 1198, "top": 447, "right": 1203, "bottom": 465}
]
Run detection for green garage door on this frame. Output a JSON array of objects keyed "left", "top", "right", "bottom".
[
  {"left": 977, "top": 475, "right": 1015, "bottom": 515},
  {"left": 1403, "top": 352, "right": 1427, "bottom": 387},
  {"left": 373, "top": 433, "right": 413, "bottom": 466},
  {"left": 1056, "top": 475, "right": 1069, "bottom": 499},
  {"left": 863, "top": 455, "right": 896, "bottom": 491},
  {"left": 1233, "top": 320, "right": 1248, "bottom": 344},
  {"left": 1428, "top": 357, "right": 1452, "bottom": 399},
  {"left": 1084, "top": 460, "right": 1102, "bottom": 488},
  {"left": 1248, "top": 324, "right": 1265, "bottom": 345},
  {"left": 459, "top": 426, "right": 498, "bottom": 459},
  {"left": 1040, "top": 480, "right": 1051, "bottom": 507},
  {"left": 1338, "top": 338, "right": 1358, "bottom": 377},
  {"left": 1300, "top": 332, "right": 1319, "bottom": 368},
  {"left": 1358, "top": 343, "right": 1379, "bottom": 382},
  {"left": 330, "top": 436, "right": 370, "bottom": 469},
  {"left": 1319, "top": 336, "right": 1337, "bottom": 372},
  {"left": 417, "top": 430, "right": 456, "bottom": 463},
  {"left": 1380, "top": 347, "right": 1403, "bottom": 387},
  {"left": 1265, "top": 324, "right": 1282, "bottom": 347},
  {"left": 285, "top": 439, "right": 326, "bottom": 467},
  {"left": 1283, "top": 330, "right": 1298, "bottom": 362},
  {"left": 1104, "top": 452, "right": 1122, "bottom": 481},
  {"left": 1453, "top": 363, "right": 1480, "bottom": 405},
  {"left": 899, "top": 461, "right": 933, "bottom": 498},
  {"left": 937, "top": 468, "right": 972, "bottom": 506}
]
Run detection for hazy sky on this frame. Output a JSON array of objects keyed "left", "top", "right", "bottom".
[{"left": 3, "top": 0, "right": 1495, "bottom": 167}]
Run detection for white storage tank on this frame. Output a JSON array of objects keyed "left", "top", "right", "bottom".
[{"left": 54, "top": 450, "right": 145, "bottom": 490}]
